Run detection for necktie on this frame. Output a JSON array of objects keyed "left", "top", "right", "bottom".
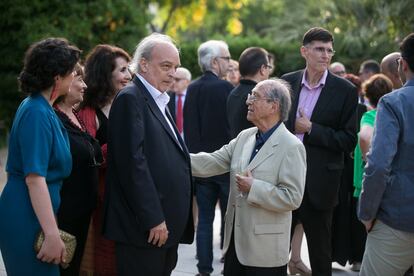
[{"left": 176, "top": 94, "right": 183, "bottom": 134}]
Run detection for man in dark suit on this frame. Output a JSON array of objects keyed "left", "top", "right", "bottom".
[
  {"left": 103, "top": 33, "right": 194, "bottom": 276},
  {"left": 281, "top": 27, "right": 358, "bottom": 276},
  {"left": 227, "top": 47, "right": 271, "bottom": 139},
  {"left": 184, "top": 40, "right": 233, "bottom": 276},
  {"left": 168, "top": 67, "right": 191, "bottom": 137}
]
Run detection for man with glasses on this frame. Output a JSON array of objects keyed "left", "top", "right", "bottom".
[
  {"left": 227, "top": 47, "right": 272, "bottom": 139},
  {"left": 329, "top": 61, "right": 347, "bottom": 77},
  {"left": 168, "top": 67, "right": 192, "bottom": 137},
  {"left": 358, "top": 32, "right": 414, "bottom": 276},
  {"left": 191, "top": 79, "right": 306, "bottom": 276},
  {"left": 184, "top": 40, "right": 234, "bottom": 276},
  {"left": 281, "top": 27, "right": 358, "bottom": 276}
]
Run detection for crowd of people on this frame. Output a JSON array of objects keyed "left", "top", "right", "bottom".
[{"left": 0, "top": 27, "right": 413, "bottom": 276}]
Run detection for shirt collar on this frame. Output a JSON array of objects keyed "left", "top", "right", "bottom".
[
  {"left": 301, "top": 69, "right": 328, "bottom": 89},
  {"left": 137, "top": 73, "right": 170, "bottom": 107},
  {"left": 257, "top": 121, "right": 281, "bottom": 142}
]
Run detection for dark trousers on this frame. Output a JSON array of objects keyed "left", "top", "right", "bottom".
[
  {"left": 223, "top": 231, "right": 287, "bottom": 276},
  {"left": 57, "top": 212, "right": 92, "bottom": 276},
  {"left": 115, "top": 242, "right": 178, "bottom": 276},
  {"left": 292, "top": 195, "right": 334, "bottom": 276},
  {"left": 195, "top": 179, "right": 229, "bottom": 273}
]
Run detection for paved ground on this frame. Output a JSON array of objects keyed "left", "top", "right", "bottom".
[{"left": 0, "top": 147, "right": 358, "bottom": 276}]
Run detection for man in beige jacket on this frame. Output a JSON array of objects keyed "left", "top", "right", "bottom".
[{"left": 191, "top": 79, "right": 307, "bottom": 276}]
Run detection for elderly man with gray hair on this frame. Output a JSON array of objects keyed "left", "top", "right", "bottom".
[
  {"left": 191, "top": 79, "right": 307, "bottom": 276},
  {"left": 103, "top": 33, "right": 194, "bottom": 276},
  {"left": 184, "top": 40, "right": 234, "bottom": 276}
]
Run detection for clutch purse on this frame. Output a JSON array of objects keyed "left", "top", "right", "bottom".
[{"left": 34, "top": 229, "right": 77, "bottom": 269}]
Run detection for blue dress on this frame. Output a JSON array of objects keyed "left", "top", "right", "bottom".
[{"left": 0, "top": 94, "right": 72, "bottom": 275}]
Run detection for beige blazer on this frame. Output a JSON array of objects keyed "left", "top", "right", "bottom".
[{"left": 191, "top": 123, "right": 306, "bottom": 267}]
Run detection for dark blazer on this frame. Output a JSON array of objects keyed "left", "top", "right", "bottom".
[
  {"left": 281, "top": 70, "right": 358, "bottom": 210},
  {"left": 183, "top": 71, "right": 233, "bottom": 153},
  {"left": 184, "top": 71, "right": 233, "bottom": 182},
  {"left": 103, "top": 76, "right": 194, "bottom": 248},
  {"left": 226, "top": 79, "right": 256, "bottom": 139},
  {"left": 167, "top": 92, "right": 177, "bottom": 123}
]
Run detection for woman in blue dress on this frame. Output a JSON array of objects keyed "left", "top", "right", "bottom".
[{"left": 0, "top": 38, "right": 80, "bottom": 275}]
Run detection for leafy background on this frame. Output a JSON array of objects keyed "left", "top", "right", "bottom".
[{"left": 0, "top": 0, "right": 413, "bottom": 135}]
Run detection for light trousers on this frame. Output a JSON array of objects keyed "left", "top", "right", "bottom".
[{"left": 360, "top": 220, "right": 414, "bottom": 276}]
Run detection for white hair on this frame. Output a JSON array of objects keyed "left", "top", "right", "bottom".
[
  {"left": 129, "top": 33, "right": 178, "bottom": 74},
  {"left": 329, "top": 62, "right": 346, "bottom": 71},
  {"left": 176, "top": 67, "right": 192, "bottom": 81},
  {"left": 197, "top": 40, "right": 228, "bottom": 73},
  {"left": 257, "top": 78, "right": 292, "bottom": 122}
]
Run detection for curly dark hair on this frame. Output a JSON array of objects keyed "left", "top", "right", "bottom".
[
  {"left": 82, "top": 44, "right": 131, "bottom": 109},
  {"left": 18, "top": 38, "right": 81, "bottom": 94},
  {"left": 362, "top": 74, "right": 393, "bottom": 108}
]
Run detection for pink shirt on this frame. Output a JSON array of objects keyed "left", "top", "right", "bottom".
[{"left": 295, "top": 70, "right": 328, "bottom": 141}]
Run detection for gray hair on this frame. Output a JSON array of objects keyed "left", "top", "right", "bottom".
[
  {"left": 129, "top": 33, "right": 178, "bottom": 74},
  {"left": 198, "top": 40, "right": 229, "bottom": 73},
  {"left": 258, "top": 78, "right": 292, "bottom": 121},
  {"left": 176, "top": 67, "right": 192, "bottom": 81},
  {"left": 329, "top": 62, "right": 346, "bottom": 71}
]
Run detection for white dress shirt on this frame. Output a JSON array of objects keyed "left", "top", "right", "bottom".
[{"left": 137, "top": 74, "right": 179, "bottom": 142}]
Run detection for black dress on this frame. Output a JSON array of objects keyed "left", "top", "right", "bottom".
[{"left": 55, "top": 109, "right": 103, "bottom": 276}]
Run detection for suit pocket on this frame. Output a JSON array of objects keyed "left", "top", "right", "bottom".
[{"left": 254, "top": 224, "right": 284, "bottom": 235}]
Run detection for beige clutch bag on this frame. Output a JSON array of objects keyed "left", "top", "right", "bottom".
[{"left": 34, "top": 229, "right": 77, "bottom": 269}]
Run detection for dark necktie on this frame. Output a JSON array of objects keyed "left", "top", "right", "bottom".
[{"left": 176, "top": 94, "right": 183, "bottom": 134}]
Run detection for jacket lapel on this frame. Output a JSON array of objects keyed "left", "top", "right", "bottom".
[
  {"left": 310, "top": 73, "right": 337, "bottom": 120},
  {"left": 133, "top": 76, "right": 185, "bottom": 152},
  {"left": 286, "top": 71, "right": 304, "bottom": 130},
  {"left": 246, "top": 124, "right": 284, "bottom": 171}
]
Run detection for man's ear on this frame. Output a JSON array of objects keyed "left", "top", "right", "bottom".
[
  {"left": 402, "top": 58, "right": 409, "bottom": 72},
  {"left": 300, "top": 46, "right": 307, "bottom": 59},
  {"left": 140, "top": 58, "right": 148, "bottom": 73}
]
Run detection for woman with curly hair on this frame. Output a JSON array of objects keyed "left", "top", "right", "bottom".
[
  {"left": 0, "top": 38, "right": 80, "bottom": 275},
  {"left": 78, "top": 44, "right": 131, "bottom": 275}
]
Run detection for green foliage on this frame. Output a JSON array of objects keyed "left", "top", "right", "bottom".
[
  {"left": 0, "top": 0, "right": 149, "bottom": 129},
  {"left": 1, "top": 0, "right": 413, "bottom": 129}
]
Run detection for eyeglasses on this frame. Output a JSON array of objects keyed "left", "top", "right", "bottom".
[
  {"left": 218, "top": 56, "right": 231, "bottom": 61},
  {"left": 332, "top": 70, "right": 346, "bottom": 75},
  {"left": 247, "top": 93, "right": 273, "bottom": 103},
  {"left": 307, "top": 46, "right": 335, "bottom": 57},
  {"left": 396, "top": 57, "right": 402, "bottom": 66}
]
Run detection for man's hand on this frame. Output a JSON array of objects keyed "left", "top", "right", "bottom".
[
  {"left": 295, "top": 108, "right": 312, "bottom": 134},
  {"left": 361, "top": 219, "right": 376, "bottom": 233},
  {"left": 236, "top": 170, "right": 253, "bottom": 194},
  {"left": 148, "top": 221, "right": 168, "bottom": 247}
]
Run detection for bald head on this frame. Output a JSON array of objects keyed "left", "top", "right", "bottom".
[{"left": 381, "top": 52, "right": 402, "bottom": 89}]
